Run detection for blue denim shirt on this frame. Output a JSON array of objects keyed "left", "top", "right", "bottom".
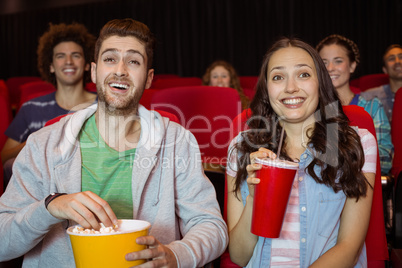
[{"left": 240, "top": 148, "right": 367, "bottom": 267}]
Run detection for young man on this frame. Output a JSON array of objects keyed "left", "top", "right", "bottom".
[
  {"left": 1, "top": 23, "right": 97, "bottom": 187},
  {"left": 0, "top": 18, "right": 228, "bottom": 267},
  {"left": 361, "top": 44, "right": 402, "bottom": 123}
]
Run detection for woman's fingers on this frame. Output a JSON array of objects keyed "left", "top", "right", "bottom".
[{"left": 249, "top": 148, "right": 276, "bottom": 164}]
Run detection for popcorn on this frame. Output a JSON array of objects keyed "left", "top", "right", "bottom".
[{"left": 72, "top": 223, "right": 119, "bottom": 234}]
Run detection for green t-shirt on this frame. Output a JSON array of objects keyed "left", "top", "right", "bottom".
[{"left": 79, "top": 115, "right": 135, "bottom": 219}]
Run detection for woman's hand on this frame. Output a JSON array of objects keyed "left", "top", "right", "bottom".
[{"left": 246, "top": 148, "right": 277, "bottom": 198}]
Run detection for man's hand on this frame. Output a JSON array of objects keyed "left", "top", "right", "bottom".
[
  {"left": 47, "top": 191, "right": 118, "bottom": 230},
  {"left": 125, "top": 236, "right": 178, "bottom": 268}
]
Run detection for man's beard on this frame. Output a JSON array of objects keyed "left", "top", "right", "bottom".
[{"left": 97, "top": 82, "right": 144, "bottom": 116}]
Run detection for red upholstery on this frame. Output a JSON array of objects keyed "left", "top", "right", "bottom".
[
  {"left": 359, "top": 73, "right": 389, "bottom": 91},
  {"left": 222, "top": 106, "right": 388, "bottom": 267},
  {"left": 239, "top": 76, "right": 258, "bottom": 90},
  {"left": 344, "top": 105, "right": 389, "bottom": 267},
  {"left": 18, "top": 81, "right": 56, "bottom": 111},
  {"left": 5, "top": 76, "right": 42, "bottom": 109},
  {"left": 0, "top": 79, "right": 10, "bottom": 104},
  {"left": 151, "top": 86, "right": 242, "bottom": 165},
  {"left": 140, "top": 89, "right": 160, "bottom": 110},
  {"left": 243, "top": 88, "right": 256, "bottom": 100},
  {"left": 44, "top": 114, "right": 69, "bottom": 127},
  {"left": 85, "top": 82, "right": 97, "bottom": 93},
  {"left": 154, "top": 110, "right": 180, "bottom": 124},
  {"left": 391, "top": 88, "right": 402, "bottom": 178},
  {"left": 150, "top": 77, "right": 202, "bottom": 89},
  {"left": 350, "top": 85, "right": 361, "bottom": 94},
  {"left": 350, "top": 78, "right": 360, "bottom": 88}
]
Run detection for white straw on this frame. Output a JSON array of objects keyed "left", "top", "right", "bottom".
[{"left": 276, "top": 124, "right": 285, "bottom": 159}]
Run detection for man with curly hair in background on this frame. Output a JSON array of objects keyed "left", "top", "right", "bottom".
[{"left": 1, "top": 23, "right": 97, "bottom": 189}]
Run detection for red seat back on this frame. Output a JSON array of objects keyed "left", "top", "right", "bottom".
[
  {"left": 85, "top": 82, "right": 97, "bottom": 93},
  {"left": 239, "top": 76, "right": 258, "bottom": 90},
  {"left": 151, "top": 86, "right": 242, "bottom": 165},
  {"left": 343, "top": 105, "right": 389, "bottom": 266},
  {"left": 5, "top": 76, "right": 42, "bottom": 109},
  {"left": 391, "top": 88, "right": 402, "bottom": 178},
  {"left": 359, "top": 73, "right": 389, "bottom": 91},
  {"left": 139, "top": 89, "right": 160, "bottom": 110}
]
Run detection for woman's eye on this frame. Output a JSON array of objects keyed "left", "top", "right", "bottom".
[
  {"left": 299, "top": 72, "right": 311, "bottom": 78},
  {"left": 272, "top": 75, "right": 283, "bottom": 81}
]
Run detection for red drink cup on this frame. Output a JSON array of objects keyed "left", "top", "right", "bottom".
[{"left": 251, "top": 157, "right": 298, "bottom": 238}]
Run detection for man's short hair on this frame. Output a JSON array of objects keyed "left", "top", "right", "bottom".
[{"left": 94, "top": 18, "right": 156, "bottom": 70}]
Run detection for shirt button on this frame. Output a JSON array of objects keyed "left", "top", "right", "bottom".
[
  {"left": 302, "top": 154, "right": 307, "bottom": 159},
  {"left": 301, "top": 238, "right": 306, "bottom": 243},
  {"left": 301, "top": 206, "right": 306, "bottom": 212},
  {"left": 299, "top": 177, "right": 303, "bottom": 182}
]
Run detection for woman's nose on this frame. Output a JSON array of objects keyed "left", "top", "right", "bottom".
[{"left": 285, "top": 77, "right": 299, "bottom": 94}]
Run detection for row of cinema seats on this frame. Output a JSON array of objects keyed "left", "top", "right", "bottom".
[{"left": 0, "top": 73, "right": 400, "bottom": 267}]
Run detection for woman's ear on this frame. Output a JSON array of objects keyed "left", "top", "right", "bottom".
[{"left": 349, "top": 61, "right": 357, "bottom": 74}]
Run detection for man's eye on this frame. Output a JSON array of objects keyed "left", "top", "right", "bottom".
[
  {"left": 104, "top": 57, "right": 114, "bottom": 62},
  {"left": 130, "top": 60, "right": 140, "bottom": 65}
]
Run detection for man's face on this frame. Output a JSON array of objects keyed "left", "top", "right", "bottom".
[
  {"left": 91, "top": 36, "right": 154, "bottom": 116},
  {"left": 383, "top": 47, "right": 402, "bottom": 81},
  {"left": 50, "top": 41, "right": 89, "bottom": 87}
]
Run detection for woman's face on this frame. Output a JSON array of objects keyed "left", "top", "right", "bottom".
[
  {"left": 267, "top": 47, "right": 319, "bottom": 124},
  {"left": 319, "top": 44, "right": 356, "bottom": 90},
  {"left": 209, "top": 66, "right": 231, "bottom": 87}
]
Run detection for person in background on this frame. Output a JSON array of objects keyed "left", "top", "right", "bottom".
[
  {"left": 0, "top": 18, "right": 228, "bottom": 267},
  {"left": 1, "top": 23, "right": 97, "bottom": 188},
  {"left": 361, "top": 44, "right": 402, "bottom": 123},
  {"left": 317, "top": 34, "right": 393, "bottom": 175},
  {"left": 202, "top": 60, "right": 250, "bottom": 109},
  {"left": 226, "top": 37, "right": 375, "bottom": 267}
]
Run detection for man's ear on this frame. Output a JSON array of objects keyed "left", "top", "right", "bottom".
[
  {"left": 50, "top": 64, "right": 55, "bottom": 73},
  {"left": 145, "top": 69, "right": 154, "bottom": 89},
  {"left": 382, "top": 66, "right": 388, "bottom": 74},
  {"left": 91, "top": 62, "right": 97, "bottom": 83},
  {"left": 84, "top": 62, "right": 90, "bottom": 72}
]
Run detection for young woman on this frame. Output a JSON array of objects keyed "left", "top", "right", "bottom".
[
  {"left": 226, "top": 37, "right": 376, "bottom": 267},
  {"left": 202, "top": 60, "right": 249, "bottom": 109},
  {"left": 317, "top": 34, "right": 393, "bottom": 175}
]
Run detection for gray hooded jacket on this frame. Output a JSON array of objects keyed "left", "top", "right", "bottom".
[{"left": 0, "top": 104, "right": 228, "bottom": 267}]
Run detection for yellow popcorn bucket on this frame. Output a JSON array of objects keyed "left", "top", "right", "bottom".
[{"left": 67, "top": 219, "right": 151, "bottom": 268}]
